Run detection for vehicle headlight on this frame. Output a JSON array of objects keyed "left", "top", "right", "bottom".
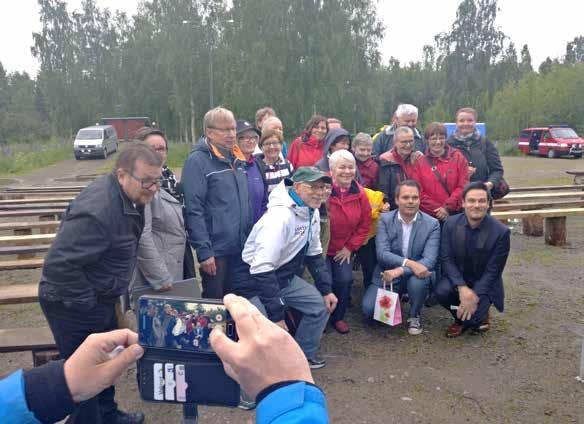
[{"left": 560, "top": 143, "right": 568, "bottom": 147}]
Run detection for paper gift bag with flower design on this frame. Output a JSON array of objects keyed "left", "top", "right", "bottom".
[{"left": 373, "top": 278, "right": 402, "bottom": 326}]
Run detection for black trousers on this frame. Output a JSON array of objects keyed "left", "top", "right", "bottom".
[
  {"left": 434, "top": 277, "right": 491, "bottom": 329},
  {"left": 356, "top": 237, "right": 377, "bottom": 288},
  {"left": 40, "top": 298, "right": 118, "bottom": 423},
  {"left": 200, "top": 254, "right": 242, "bottom": 299}
]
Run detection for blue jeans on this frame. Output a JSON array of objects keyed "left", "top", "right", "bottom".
[
  {"left": 251, "top": 276, "right": 328, "bottom": 360},
  {"left": 326, "top": 256, "right": 354, "bottom": 323},
  {"left": 362, "top": 275, "right": 430, "bottom": 319}
]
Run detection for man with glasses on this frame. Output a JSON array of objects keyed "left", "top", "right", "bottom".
[
  {"left": 181, "top": 107, "right": 253, "bottom": 299},
  {"left": 238, "top": 167, "right": 338, "bottom": 370},
  {"left": 435, "top": 182, "right": 510, "bottom": 338},
  {"left": 378, "top": 126, "right": 420, "bottom": 210},
  {"left": 38, "top": 143, "right": 163, "bottom": 424},
  {"left": 373, "top": 104, "right": 426, "bottom": 157}
]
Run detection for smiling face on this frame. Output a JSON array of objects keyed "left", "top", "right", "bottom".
[
  {"left": 144, "top": 134, "right": 168, "bottom": 166},
  {"left": 395, "top": 184, "right": 420, "bottom": 220},
  {"left": 237, "top": 130, "right": 260, "bottom": 158},
  {"left": 310, "top": 120, "right": 328, "bottom": 141},
  {"left": 331, "top": 157, "right": 356, "bottom": 188},
  {"left": 205, "top": 116, "right": 237, "bottom": 150},
  {"left": 330, "top": 136, "right": 350, "bottom": 153},
  {"left": 117, "top": 159, "right": 162, "bottom": 206},
  {"left": 353, "top": 143, "right": 372, "bottom": 162},
  {"left": 456, "top": 111, "right": 477, "bottom": 136},
  {"left": 260, "top": 136, "right": 282, "bottom": 163},
  {"left": 294, "top": 180, "right": 326, "bottom": 209},
  {"left": 394, "top": 131, "right": 415, "bottom": 157},
  {"left": 427, "top": 133, "right": 446, "bottom": 157},
  {"left": 463, "top": 188, "right": 489, "bottom": 223}
]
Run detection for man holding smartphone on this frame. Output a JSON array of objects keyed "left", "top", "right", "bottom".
[{"left": 238, "top": 167, "right": 338, "bottom": 369}]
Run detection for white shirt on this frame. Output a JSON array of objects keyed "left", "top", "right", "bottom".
[{"left": 397, "top": 211, "right": 419, "bottom": 265}]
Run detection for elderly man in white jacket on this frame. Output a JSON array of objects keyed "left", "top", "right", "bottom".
[{"left": 238, "top": 167, "right": 338, "bottom": 370}]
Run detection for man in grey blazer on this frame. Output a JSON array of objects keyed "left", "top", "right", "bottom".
[{"left": 362, "top": 180, "right": 440, "bottom": 335}]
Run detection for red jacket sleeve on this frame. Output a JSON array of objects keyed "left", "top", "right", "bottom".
[
  {"left": 412, "top": 162, "right": 442, "bottom": 214},
  {"left": 287, "top": 137, "right": 301, "bottom": 169},
  {"left": 444, "top": 152, "right": 469, "bottom": 213},
  {"left": 345, "top": 189, "right": 372, "bottom": 252}
]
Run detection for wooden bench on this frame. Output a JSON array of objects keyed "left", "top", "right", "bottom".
[
  {"left": 510, "top": 184, "right": 584, "bottom": 193},
  {"left": 0, "top": 209, "right": 64, "bottom": 218},
  {"left": 502, "top": 191, "right": 584, "bottom": 201},
  {"left": 0, "top": 258, "right": 45, "bottom": 271},
  {"left": 492, "top": 208, "right": 584, "bottom": 246},
  {"left": 0, "top": 221, "right": 61, "bottom": 233},
  {"left": 0, "top": 196, "right": 74, "bottom": 205},
  {"left": 3, "top": 185, "right": 86, "bottom": 192},
  {"left": 0, "top": 192, "right": 79, "bottom": 200},
  {"left": 566, "top": 171, "right": 584, "bottom": 185},
  {"left": 493, "top": 199, "right": 584, "bottom": 212},
  {"left": 0, "top": 234, "right": 56, "bottom": 246},
  {"left": 0, "top": 327, "right": 58, "bottom": 366},
  {"left": 0, "top": 283, "right": 39, "bottom": 305},
  {"left": 0, "top": 202, "right": 70, "bottom": 211},
  {"left": 0, "top": 244, "right": 51, "bottom": 256}
]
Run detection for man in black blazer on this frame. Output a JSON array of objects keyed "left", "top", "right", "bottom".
[{"left": 435, "top": 181, "right": 511, "bottom": 337}]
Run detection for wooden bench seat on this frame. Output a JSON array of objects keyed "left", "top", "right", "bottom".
[
  {"left": 493, "top": 199, "right": 584, "bottom": 212},
  {"left": 502, "top": 191, "right": 584, "bottom": 201},
  {"left": 0, "top": 244, "right": 51, "bottom": 256},
  {"left": 510, "top": 184, "right": 584, "bottom": 193},
  {"left": 0, "top": 202, "right": 70, "bottom": 211},
  {"left": 566, "top": 170, "right": 584, "bottom": 184},
  {"left": 0, "top": 258, "right": 45, "bottom": 271},
  {"left": 0, "top": 221, "right": 60, "bottom": 233},
  {"left": 0, "top": 209, "right": 64, "bottom": 218},
  {"left": 0, "top": 234, "right": 56, "bottom": 246},
  {"left": 0, "top": 327, "right": 58, "bottom": 366},
  {"left": 0, "top": 192, "right": 78, "bottom": 200},
  {"left": 0, "top": 196, "right": 74, "bottom": 205},
  {"left": 0, "top": 283, "right": 39, "bottom": 305},
  {"left": 4, "top": 185, "right": 86, "bottom": 192}
]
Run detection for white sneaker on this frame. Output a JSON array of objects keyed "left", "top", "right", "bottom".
[{"left": 407, "top": 317, "right": 423, "bottom": 335}]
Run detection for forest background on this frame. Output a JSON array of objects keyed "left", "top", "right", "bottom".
[{"left": 1, "top": 0, "right": 584, "bottom": 147}]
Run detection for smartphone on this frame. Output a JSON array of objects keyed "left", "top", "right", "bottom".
[{"left": 137, "top": 295, "right": 237, "bottom": 354}]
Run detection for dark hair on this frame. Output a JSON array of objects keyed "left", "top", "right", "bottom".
[
  {"left": 114, "top": 142, "right": 163, "bottom": 175},
  {"left": 134, "top": 127, "right": 168, "bottom": 150},
  {"left": 394, "top": 179, "right": 420, "bottom": 198},
  {"left": 462, "top": 181, "right": 491, "bottom": 201},
  {"left": 303, "top": 115, "right": 328, "bottom": 139},
  {"left": 424, "top": 122, "right": 447, "bottom": 140},
  {"left": 259, "top": 128, "right": 283, "bottom": 147}
]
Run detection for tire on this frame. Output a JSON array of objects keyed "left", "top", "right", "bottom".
[
  {"left": 102, "top": 147, "right": 108, "bottom": 159},
  {"left": 547, "top": 149, "right": 557, "bottom": 159},
  {"left": 74, "top": 152, "right": 81, "bottom": 160},
  {"left": 574, "top": 153, "right": 582, "bottom": 159}
]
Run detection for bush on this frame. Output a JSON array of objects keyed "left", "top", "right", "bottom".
[{"left": 0, "top": 139, "right": 71, "bottom": 176}]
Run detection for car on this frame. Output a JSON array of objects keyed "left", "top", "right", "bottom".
[
  {"left": 73, "top": 125, "right": 118, "bottom": 160},
  {"left": 518, "top": 125, "right": 583, "bottom": 159}
]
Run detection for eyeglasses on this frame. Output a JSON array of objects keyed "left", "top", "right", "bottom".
[
  {"left": 428, "top": 135, "right": 446, "bottom": 141},
  {"left": 152, "top": 146, "right": 168, "bottom": 153},
  {"left": 238, "top": 135, "right": 259, "bottom": 142},
  {"left": 209, "top": 127, "right": 236, "bottom": 134},
  {"left": 262, "top": 141, "right": 282, "bottom": 148},
  {"left": 129, "top": 173, "right": 165, "bottom": 189},
  {"left": 301, "top": 182, "right": 327, "bottom": 193},
  {"left": 398, "top": 140, "right": 415, "bottom": 145}
]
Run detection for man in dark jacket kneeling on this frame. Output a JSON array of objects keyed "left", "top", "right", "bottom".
[{"left": 39, "top": 143, "right": 163, "bottom": 424}]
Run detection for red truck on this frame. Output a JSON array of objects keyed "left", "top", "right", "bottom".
[
  {"left": 518, "top": 125, "right": 583, "bottom": 158},
  {"left": 100, "top": 117, "right": 151, "bottom": 141}
]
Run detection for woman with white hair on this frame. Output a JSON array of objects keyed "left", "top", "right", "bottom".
[
  {"left": 373, "top": 103, "right": 426, "bottom": 157},
  {"left": 326, "top": 150, "right": 372, "bottom": 334}
]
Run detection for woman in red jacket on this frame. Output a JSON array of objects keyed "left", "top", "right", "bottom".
[
  {"left": 288, "top": 115, "right": 328, "bottom": 169},
  {"left": 326, "top": 149, "right": 372, "bottom": 334},
  {"left": 412, "top": 122, "right": 469, "bottom": 222}
]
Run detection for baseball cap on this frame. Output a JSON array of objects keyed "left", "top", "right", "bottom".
[
  {"left": 291, "top": 167, "right": 332, "bottom": 184},
  {"left": 236, "top": 120, "right": 261, "bottom": 137}
]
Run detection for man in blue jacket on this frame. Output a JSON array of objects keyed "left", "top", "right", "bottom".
[
  {"left": 38, "top": 143, "right": 163, "bottom": 424},
  {"left": 362, "top": 180, "right": 440, "bottom": 335},
  {"left": 181, "top": 107, "right": 253, "bottom": 299},
  {"left": 0, "top": 295, "right": 329, "bottom": 424},
  {"left": 435, "top": 181, "right": 511, "bottom": 337}
]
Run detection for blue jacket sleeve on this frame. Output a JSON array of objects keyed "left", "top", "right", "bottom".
[
  {"left": 181, "top": 153, "right": 213, "bottom": 262},
  {"left": 418, "top": 218, "right": 441, "bottom": 272},
  {"left": 256, "top": 381, "right": 329, "bottom": 424},
  {"left": 375, "top": 215, "right": 410, "bottom": 276},
  {"left": 0, "top": 369, "right": 39, "bottom": 424}
]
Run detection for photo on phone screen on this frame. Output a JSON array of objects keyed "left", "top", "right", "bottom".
[{"left": 137, "top": 296, "right": 236, "bottom": 353}]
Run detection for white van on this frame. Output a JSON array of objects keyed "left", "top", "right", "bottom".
[{"left": 73, "top": 125, "right": 118, "bottom": 160}]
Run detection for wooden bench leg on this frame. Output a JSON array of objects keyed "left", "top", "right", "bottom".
[
  {"left": 14, "top": 228, "right": 34, "bottom": 259},
  {"left": 39, "top": 214, "right": 56, "bottom": 234},
  {"left": 32, "top": 349, "right": 60, "bottom": 367},
  {"left": 544, "top": 217, "right": 567, "bottom": 246},
  {"left": 523, "top": 217, "right": 544, "bottom": 237}
]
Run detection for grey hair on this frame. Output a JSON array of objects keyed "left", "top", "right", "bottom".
[
  {"left": 394, "top": 126, "right": 414, "bottom": 140},
  {"left": 329, "top": 149, "right": 356, "bottom": 170},
  {"left": 203, "top": 106, "right": 235, "bottom": 132},
  {"left": 352, "top": 132, "right": 373, "bottom": 148},
  {"left": 395, "top": 104, "right": 418, "bottom": 118},
  {"left": 261, "top": 116, "right": 283, "bottom": 131}
]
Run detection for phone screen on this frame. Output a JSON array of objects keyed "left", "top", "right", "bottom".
[{"left": 137, "top": 296, "right": 236, "bottom": 353}]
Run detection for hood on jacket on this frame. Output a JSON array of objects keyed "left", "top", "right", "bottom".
[
  {"left": 267, "top": 179, "right": 311, "bottom": 220},
  {"left": 322, "top": 128, "right": 351, "bottom": 155}
]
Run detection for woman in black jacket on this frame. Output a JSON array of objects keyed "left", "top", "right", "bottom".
[{"left": 447, "top": 107, "right": 504, "bottom": 194}]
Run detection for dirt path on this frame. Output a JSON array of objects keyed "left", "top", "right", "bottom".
[{"left": 1, "top": 155, "right": 583, "bottom": 423}]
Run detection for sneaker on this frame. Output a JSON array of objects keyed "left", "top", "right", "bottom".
[
  {"left": 407, "top": 317, "right": 423, "bottom": 335},
  {"left": 308, "top": 356, "right": 327, "bottom": 369},
  {"left": 238, "top": 391, "right": 257, "bottom": 410},
  {"left": 333, "top": 320, "right": 350, "bottom": 334}
]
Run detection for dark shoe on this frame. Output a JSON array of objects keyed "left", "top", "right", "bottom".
[
  {"left": 473, "top": 311, "right": 491, "bottom": 333},
  {"left": 238, "top": 391, "right": 257, "bottom": 410},
  {"left": 446, "top": 321, "right": 465, "bottom": 338},
  {"left": 425, "top": 292, "right": 439, "bottom": 308},
  {"left": 308, "top": 356, "right": 327, "bottom": 369},
  {"left": 113, "top": 410, "right": 145, "bottom": 424},
  {"left": 333, "top": 320, "right": 350, "bottom": 334}
]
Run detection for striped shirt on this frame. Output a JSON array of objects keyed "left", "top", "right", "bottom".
[{"left": 262, "top": 158, "right": 294, "bottom": 192}]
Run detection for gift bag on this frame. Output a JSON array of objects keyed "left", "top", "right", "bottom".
[{"left": 373, "top": 279, "right": 402, "bottom": 326}]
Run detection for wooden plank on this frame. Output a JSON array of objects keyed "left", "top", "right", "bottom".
[
  {"left": 492, "top": 208, "right": 584, "bottom": 220},
  {"left": 510, "top": 185, "right": 584, "bottom": 193},
  {"left": 0, "top": 203, "right": 70, "bottom": 211},
  {"left": 503, "top": 191, "right": 584, "bottom": 200},
  {"left": 0, "top": 283, "right": 38, "bottom": 305},
  {"left": 0, "top": 258, "right": 45, "bottom": 270},
  {"left": 0, "top": 209, "right": 64, "bottom": 218},
  {"left": 0, "top": 192, "right": 79, "bottom": 200},
  {"left": 4, "top": 185, "right": 86, "bottom": 191},
  {"left": 0, "top": 234, "right": 56, "bottom": 246},
  {"left": 0, "top": 196, "right": 74, "bottom": 205},
  {"left": 0, "top": 221, "right": 60, "bottom": 232},
  {"left": 0, "top": 244, "right": 51, "bottom": 255},
  {"left": 0, "top": 327, "right": 56, "bottom": 353},
  {"left": 493, "top": 200, "right": 584, "bottom": 212}
]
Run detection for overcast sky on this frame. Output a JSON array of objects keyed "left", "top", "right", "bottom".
[{"left": 2, "top": 0, "right": 583, "bottom": 75}]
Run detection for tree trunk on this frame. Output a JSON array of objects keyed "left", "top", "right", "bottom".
[
  {"left": 544, "top": 217, "right": 567, "bottom": 246},
  {"left": 523, "top": 217, "right": 543, "bottom": 237}
]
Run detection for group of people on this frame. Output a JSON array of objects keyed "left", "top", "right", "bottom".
[{"left": 0, "top": 102, "right": 511, "bottom": 424}]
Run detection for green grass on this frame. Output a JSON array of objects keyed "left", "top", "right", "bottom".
[
  {"left": 0, "top": 140, "right": 72, "bottom": 177},
  {"left": 496, "top": 139, "right": 523, "bottom": 157}
]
